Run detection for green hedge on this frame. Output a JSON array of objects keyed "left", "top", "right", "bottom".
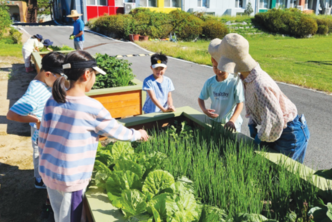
[
  {"left": 202, "top": 19, "right": 229, "bottom": 39},
  {"left": 254, "top": 9, "right": 318, "bottom": 37},
  {"left": 92, "top": 10, "right": 229, "bottom": 40},
  {"left": 0, "top": 4, "right": 12, "bottom": 39}
]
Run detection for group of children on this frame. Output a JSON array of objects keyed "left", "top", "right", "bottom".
[
  {"left": 22, "top": 34, "right": 54, "bottom": 73},
  {"left": 7, "top": 33, "right": 310, "bottom": 222}
]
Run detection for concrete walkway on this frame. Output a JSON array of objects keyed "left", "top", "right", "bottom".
[{"left": 21, "top": 26, "right": 332, "bottom": 170}]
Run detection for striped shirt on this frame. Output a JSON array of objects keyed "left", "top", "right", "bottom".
[
  {"left": 10, "top": 80, "right": 52, "bottom": 142},
  {"left": 38, "top": 96, "right": 141, "bottom": 192}
]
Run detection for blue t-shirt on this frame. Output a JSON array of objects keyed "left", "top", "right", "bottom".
[
  {"left": 10, "top": 80, "right": 52, "bottom": 141},
  {"left": 199, "top": 74, "right": 245, "bottom": 132},
  {"left": 142, "top": 74, "right": 175, "bottom": 114},
  {"left": 73, "top": 18, "right": 84, "bottom": 42}
]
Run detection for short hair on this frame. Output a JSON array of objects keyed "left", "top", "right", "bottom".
[{"left": 151, "top": 53, "right": 168, "bottom": 65}]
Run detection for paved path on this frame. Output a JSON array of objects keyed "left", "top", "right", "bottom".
[{"left": 22, "top": 26, "right": 332, "bottom": 170}]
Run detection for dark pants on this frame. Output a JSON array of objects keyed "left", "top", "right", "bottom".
[{"left": 262, "top": 115, "right": 310, "bottom": 164}]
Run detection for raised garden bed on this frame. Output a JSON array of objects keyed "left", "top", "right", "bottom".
[
  {"left": 84, "top": 106, "right": 332, "bottom": 222},
  {"left": 31, "top": 51, "right": 146, "bottom": 119}
]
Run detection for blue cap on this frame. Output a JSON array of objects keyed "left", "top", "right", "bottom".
[
  {"left": 43, "top": 39, "right": 53, "bottom": 47},
  {"left": 34, "top": 34, "right": 43, "bottom": 40}
]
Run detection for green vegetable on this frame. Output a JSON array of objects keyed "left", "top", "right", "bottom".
[
  {"left": 120, "top": 189, "right": 147, "bottom": 218},
  {"left": 93, "top": 53, "right": 135, "bottom": 89},
  {"left": 142, "top": 170, "right": 175, "bottom": 196},
  {"left": 308, "top": 202, "right": 332, "bottom": 222}
]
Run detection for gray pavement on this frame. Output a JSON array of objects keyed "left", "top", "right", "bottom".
[{"left": 22, "top": 26, "right": 332, "bottom": 170}]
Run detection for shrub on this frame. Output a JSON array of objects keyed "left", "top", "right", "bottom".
[
  {"left": 129, "top": 8, "right": 151, "bottom": 15},
  {"left": 170, "top": 10, "right": 203, "bottom": 40},
  {"left": 202, "top": 20, "right": 228, "bottom": 39},
  {"left": 87, "top": 17, "right": 99, "bottom": 29},
  {"left": 94, "top": 14, "right": 133, "bottom": 38},
  {"left": 315, "top": 17, "right": 332, "bottom": 34},
  {"left": 9, "top": 27, "right": 22, "bottom": 44},
  {"left": 289, "top": 16, "right": 317, "bottom": 37},
  {"left": 0, "top": 4, "right": 12, "bottom": 39},
  {"left": 254, "top": 8, "right": 317, "bottom": 37},
  {"left": 130, "top": 10, "right": 173, "bottom": 38},
  {"left": 93, "top": 53, "right": 135, "bottom": 89}
]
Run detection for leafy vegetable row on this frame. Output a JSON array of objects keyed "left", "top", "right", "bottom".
[{"left": 92, "top": 141, "right": 275, "bottom": 222}]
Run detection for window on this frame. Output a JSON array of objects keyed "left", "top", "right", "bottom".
[
  {"left": 259, "top": 0, "right": 270, "bottom": 8},
  {"left": 87, "top": 0, "right": 107, "bottom": 6},
  {"left": 235, "top": 0, "right": 243, "bottom": 8},
  {"left": 165, "top": 0, "right": 180, "bottom": 7},
  {"left": 305, "top": 0, "right": 314, "bottom": 9},
  {"left": 276, "top": 0, "right": 286, "bottom": 8},
  {"left": 140, "top": 0, "right": 156, "bottom": 7},
  {"left": 197, "top": 0, "right": 209, "bottom": 7},
  {"left": 290, "top": 0, "right": 299, "bottom": 8}
]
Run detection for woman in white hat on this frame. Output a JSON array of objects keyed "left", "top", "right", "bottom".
[
  {"left": 218, "top": 33, "right": 310, "bottom": 163},
  {"left": 67, "top": 10, "right": 84, "bottom": 50}
]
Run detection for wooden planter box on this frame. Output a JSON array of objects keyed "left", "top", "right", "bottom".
[
  {"left": 84, "top": 106, "right": 332, "bottom": 222},
  {"left": 31, "top": 51, "right": 146, "bottom": 119}
]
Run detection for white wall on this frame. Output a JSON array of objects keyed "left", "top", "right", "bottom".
[{"left": 182, "top": 0, "right": 256, "bottom": 16}]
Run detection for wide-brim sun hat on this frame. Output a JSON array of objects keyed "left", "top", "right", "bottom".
[
  {"left": 34, "top": 34, "right": 43, "bottom": 40},
  {"left": 43, "top": 39, "right": 53, "bottom": 47},
  {"left": 208, "top": 38, "right": 222, "bottom": 62},
  {"left": 67, "top": 10, "right": 82, "bottom": 18},
  {"left": 217, "top": 33, "right": 257, "bottom": 73}
]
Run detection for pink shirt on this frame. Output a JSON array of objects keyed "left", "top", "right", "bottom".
[{"left": 242, "top": 64, "right": 297, "bottom": 142}]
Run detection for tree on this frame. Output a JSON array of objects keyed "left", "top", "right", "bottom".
[
  {"left": 244, "top": 1, "right": 253, "bottom": 16},
  {"left": 37, "top": 0, "right": 51, "bottom": 15},
  {"left": 0, "top": 3, "right": 12, "bottom": 38}
]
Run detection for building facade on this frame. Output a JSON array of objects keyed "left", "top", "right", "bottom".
[
  {"left": 52, "top": 0, "right": 327, "bottom": 23},
  {"left": 182, "top": 0, "right": 258, "bottom": 16},
  {"left": 135, "top": 0, "right": 181, "bottom": 13}
]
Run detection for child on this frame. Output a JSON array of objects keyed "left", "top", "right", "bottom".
[
  {"left": 43, "top": 39, "right": 54, "bottom": 52},
  {"left": 218, "top": 33, "right": 309, "bottom": 163},
  {"left": 22, "top": 34, "right": 44, "bottom": 73},
  {"left": 198, "top": 38, "right": 245, "bottom": 132},
  {"left": 38, "top": 50, "right": 149, "bottom": 222},
  {"left": 7, "top": 51, "right": 65, "bottom": 189},
  {"left": 142, "top": 53, "right": 175, "bottom": 114}
]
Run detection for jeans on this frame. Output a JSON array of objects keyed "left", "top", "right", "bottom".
[{"left": 263, "top": 115, "right": 310, "bottom": 164}]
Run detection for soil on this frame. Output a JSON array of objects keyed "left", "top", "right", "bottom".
[{"left": 0, "top": 57, "right": 48, "bottom": 222}]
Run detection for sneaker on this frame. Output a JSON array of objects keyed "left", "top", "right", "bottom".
[
  {"left": 35, "top": 178, "right": 46, "bottom": 189},
  {"left": 40, "top": 204, "right": 55, "bottom": 222}
]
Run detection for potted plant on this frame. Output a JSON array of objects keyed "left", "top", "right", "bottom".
[
  {"left": 128, "top": 20, "right": 140, "bottom": 42},
  {"left": 138, "top": 25, "right": 149, "bottom": 41}
]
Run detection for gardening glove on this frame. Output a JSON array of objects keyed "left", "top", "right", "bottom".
[
  {"left": 248, "top": 124, "right": 258, "bottom": 139},
  {"left": 254, "top": 134, "right": 261, "bottom": 145}
]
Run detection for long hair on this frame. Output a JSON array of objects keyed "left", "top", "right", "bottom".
[{"left": 52, "top": 50, "right": 94, "bottom": 103}]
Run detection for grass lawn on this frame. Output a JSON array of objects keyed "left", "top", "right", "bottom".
[
  {"left": 137, "top": 35, "right": 332, "bottom": 93},
  {"left": 0, "top": 42, "right": 22, "bottom": 57}
]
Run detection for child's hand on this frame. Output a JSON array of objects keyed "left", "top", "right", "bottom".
[
  {"left": 138, "top": 129, "right": 149, "bottom": 141},
  {"left": 167, "top": 106, "right": 176, "bottom": 112},
  {"left": 224, "top": 121, "right": 236, "bottom": 132},
  {"left": 204, "top": 109, "right": 219, "bottom": 119}
]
